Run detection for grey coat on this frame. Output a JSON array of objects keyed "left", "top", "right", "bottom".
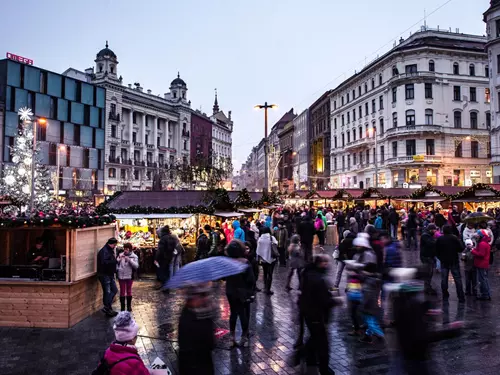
[{"left": 116, "top": 252, "right": 139, "bottom": 280}]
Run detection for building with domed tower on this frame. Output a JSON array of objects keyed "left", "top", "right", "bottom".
[{"left": 63, "top": 42, "right": 194, "bottom": 193}]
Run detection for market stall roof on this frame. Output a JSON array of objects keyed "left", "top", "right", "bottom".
[
  {"left": 213, "top": 211, "right": 244, "bottom": 218},
  {"left": 380, "top": 188, "right": 417, "bottom": 199},
  {"left": 404, "top": 198, "right": 447, "bottom": 203},
  {"left": 114, "top": 213, "right": 193, "bottom": 219},
  {"left": 238, "top": 208, "right": 262, "bottom": 213},
  {"left": 316, "top": 190, "right": 338, "bottom": 199}
]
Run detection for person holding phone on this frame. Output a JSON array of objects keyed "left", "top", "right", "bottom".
[{"left": 117, "top": 243, "right": 139, "bottom": 312}]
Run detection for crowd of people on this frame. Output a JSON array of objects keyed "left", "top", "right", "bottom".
[{"left": 93, "top": 202, "right": 496, "bottom": 375}]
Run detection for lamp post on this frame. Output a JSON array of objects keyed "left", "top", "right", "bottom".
[
  {"left": 254, "top": 102, "right": 277, "bottom": 192},
  {"left": 55, "top": 145, "right": 66, "bottom": 200},
  {"left": 29, "top": 117, "right": 47, "bottom": 216},
  {"left": 368, "top": 127, "right": 378, "bottom": 187}
]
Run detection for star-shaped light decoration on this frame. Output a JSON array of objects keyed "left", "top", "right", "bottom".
[{"left": 18, "top": 107, "right": 33, "bottom": 122}]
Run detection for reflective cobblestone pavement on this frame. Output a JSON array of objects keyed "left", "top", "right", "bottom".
[{"left": 2, "top": 247, "right": 500, "bottom": 374}]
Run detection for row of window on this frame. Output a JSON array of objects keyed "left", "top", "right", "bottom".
[
  {"left": 333, "top": 138, "right": 483, "bottom": 171},
  {"left": 333, "top": 61, "right": 488, "bottom": 110}
]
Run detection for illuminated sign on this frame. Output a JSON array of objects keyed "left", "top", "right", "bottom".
[
  {"left": 6, "top": 52, "right": 33, "bottom": 65},
  {"left": 413, "top": 155, "right": 425, "bottom": 162}
]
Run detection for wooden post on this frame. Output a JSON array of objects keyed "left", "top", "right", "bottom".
[{"left": 65, "top": 230, "right": 70, "bottom": 282}]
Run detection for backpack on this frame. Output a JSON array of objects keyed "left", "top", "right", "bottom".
[
  {"left": 315, "top": 218, "right": 325, "bottom": 231},
  {"left": 92, "top": 354, "right": 141, "bottom": 375}
]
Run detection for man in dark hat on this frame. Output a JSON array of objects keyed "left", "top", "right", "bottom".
[{"left": 97, "top": 238, "right": 119, "bottom": 317}]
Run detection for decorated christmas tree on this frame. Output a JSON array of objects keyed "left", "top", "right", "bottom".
[{"left": 1, "top": 107, "right": 52, "bottom": 211}]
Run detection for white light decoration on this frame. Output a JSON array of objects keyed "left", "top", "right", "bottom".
[
  {"left": 4, "top": 175, "right": 15, "bottom": 185},
  {"left": 18, "top": 107, "right": 33, "bottom": 122},
  {"left": 24, "top": 158, "right": 32, "bottom": 165},
  {"left": 22, "top": 185, "right": 30, "bottom": 194},
  {"left": 18, "top": 168, "right": 26, "bottom": 176},
  {"left": 12, "top": 156, "right": 20, "bottom": 163}
]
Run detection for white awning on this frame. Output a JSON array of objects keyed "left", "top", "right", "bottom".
[
  {"left": 213, "top": 211, "right": 244, "bottom": 218},
  {"left": 238, "top": 208, "right": 261, "bottom": 213},
  {"left": 403, "top": 198, "right": 446, "bottom": 203},
  {"left": 114, "top": 213, "right": 193, "bottom": 219},
  {"left": 113, "top": 214, "right": 144, "bottom": 220}
]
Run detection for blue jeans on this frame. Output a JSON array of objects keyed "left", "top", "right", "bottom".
[
  {"left": 407, "top": 228, "right": 417, "bottom": 250},
  {"left": 476, "top": 268, "right": 491, "bottom": 299},
  {"left": 440, "top": 264, "right": 464, "bottom": 300},
  {"left": 364, "top": 314, "right": 384, "bottom": 337},
  {"left": 390, "top": 224, "right": 398, "bottom": 239},
  {"left": 98, "top": 275, "right": 118, "bottom": 309}
]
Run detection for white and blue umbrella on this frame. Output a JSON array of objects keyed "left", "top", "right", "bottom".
[{"left": 165, "top": 256, "right": 248, "bottom": 289}]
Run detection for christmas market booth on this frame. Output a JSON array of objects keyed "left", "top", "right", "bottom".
[
  {"left": 450, "top": 184, "right": 500, "bottom": 211},
  {"left": 0, "top": 214, "right": 116, "bottom": 328}
]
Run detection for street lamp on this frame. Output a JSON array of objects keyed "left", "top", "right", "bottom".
[
  {"left": 367, "top": 127, "right": 378, "bottom": 187},
  {"left": 254, "top": 102, "right": 278, "bottom": 191},
  {"left": 55, "top": 145, "right": 66, "bottom": 200},
  {"left": 30, "top": 117, "right": 47, "bottom": 216}
]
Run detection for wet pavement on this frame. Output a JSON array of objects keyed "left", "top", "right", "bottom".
[{"left": 1, "top": 245, "right": 500, "bottom": 374}]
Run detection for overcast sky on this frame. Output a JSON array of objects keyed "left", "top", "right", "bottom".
[{"left": 0, "top": 0, "right": 490, "bottom": 171}]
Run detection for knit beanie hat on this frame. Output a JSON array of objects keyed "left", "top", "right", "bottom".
[
  {"left": 353, "top": 233, "right": 371, "bottom": 249},
  {"left": 113, "top": 311, "right": 139, "bottom": 343},
  {"left": 226, "top": 240, "right": 245, "bottom": 258}
]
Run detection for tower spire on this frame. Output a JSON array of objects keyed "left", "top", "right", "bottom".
[
  {"left": 213, "top": 88, "right": 219, "bottom": 114},
  {"left": 106, "top": 40, "right": 109, "bottom": 48}
]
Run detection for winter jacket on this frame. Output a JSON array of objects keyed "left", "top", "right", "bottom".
[
  {"left": 435, "top": 234, "right": 462, "bottom": 267},
  {"left": 208, "top": 230, "right": 220, "bottom": 256},
  {"left": 314, "top": 217, "right": 325, "bottom": 231},
  {"left": 349, "top": 220, "right": 359, "bottom": 234},
  {"left": 97, "top": 244, "right": 117, "bottom": 277},
  {"left": 156, "top": 228, "right": 177, "bottom": 267},
  {"left": 338, "top": 233, "right": 356, "bottom": 261},
  {"left": 384, "top": 241, "right": 403, "bottom": 270},
  {"left": 462, "top": 227, "right": 477, "bottom": 245},
  {"left": 336, "top": 213, "right": 346, "bottom": 227},
  {"left": 472, "top": 236, "right": 491, "bottom": 269},
  {"left": 406, "top": 212, "right": 418, "bottom": 229},
  {"left": 388, "top": 210, "right": 399, "bottom": 226},
  {"left": 298, "top": 217, "right": 315, "bottom": 247},
  {"left": 374, "top": 216, "right": 383, "bottom": 230},
  {"left": 299, "top": 264, "right": 336, "bottom": 322},
  {"left": 288, "top": 243, "right": 305, "bottom": 269},
  {"left": 276, "top": 227, "right": 289, "bottom": 248},
  {"left": 116, "top": 252, "right": 139, "bottom": 280},
  {"left": 434, "top": 213, "right": 447, "bottom": 228},
  {"left": 420, "top": 230, "right": 436, "bottom": 260},
  {"left": 232, "top": 220, "right": 245, "bottom": 242},
  {"left": 196, "top": 233, "right": 211, "bottom": 260},
  {"left": 225, "top": 259, "right": 255, "bottom": 302},
  {"left": 103, "top": 343, "right": 149, "bottom": 375}
]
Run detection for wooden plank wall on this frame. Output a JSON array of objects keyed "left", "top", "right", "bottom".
[
  {"left": 68, "top": 277, "right": 102, "bottom": 327},
  {"left": 0, "top": 283, "right": 71, "bottom": 328}
]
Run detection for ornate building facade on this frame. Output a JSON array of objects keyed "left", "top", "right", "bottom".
[
  {"left": 330, "top": 28, "right": 491, "bottom": 189},
  {"left": 64, "top": 43, "right": 192, "bottom": 193}
]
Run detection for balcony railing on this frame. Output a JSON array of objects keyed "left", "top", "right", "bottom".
[
  {"left": 121, "top": 140, "right": 130, "bottom": 146},
  {"left": 109, "top": 112, "right": 120, "bottom": 121},
  {"left": 108, "top": 156, "right": 121, "bottom": 164},
  {"left": 388, "top": 71, "right": 437, "bottom": 84},
  {"left": 133, "top": 142, "right": 142, "bottom": 147},
  {"left": 182, "top": 130, "right": 190, "bottom": 137},
  {"left": 343, "top": 136, "right": 374, "bottom": 151},
  {"left": 147, "top": 161, "right": 157, "bottom": 168},
  {"left": 385, "top": 125, "right": 443, "bottom": 137},
  {"left": 147, "top": 144, "right": 155, "bottom": 149},
  {"left": 109, "top": 136, "right": 120, "bottom": 144},
  {"left": 385, "top": 155, "right": 443, "bottom": 165}
]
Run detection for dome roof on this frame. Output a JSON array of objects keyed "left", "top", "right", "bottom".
[
  {"left": 171, "top": 72, "right": 186, "bottom": 87},
  {"left": 96, "top": 41, "right": 117, "bottom": 59}
]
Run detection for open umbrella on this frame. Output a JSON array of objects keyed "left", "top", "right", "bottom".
[
  {"left": 462, "top": 212, "right": 494, "bottom": 224},
  {"left": 165, "top": 256, "right": 248, "bottom": 289}
]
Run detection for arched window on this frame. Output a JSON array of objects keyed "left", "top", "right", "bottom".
[
  {"left": 469, "top": 64, "right": 475, "bottom": 76},
  {"left": 405, "top": 110, "right": 415, "bottom": 126},
  {"left": 425, "top": 109, "right": 433, "bottom": 125},
  {"left": 470, "top": 111, "right": 478, "bottom": 129},
  {"left": 379, "top": 74, "right": 383, "bottom": 85},
  {"left": 429, "top": 60, "right": 435, "bottom": 72},
  {"left": 379, "top": 118, "right": 384, "bottom": 134},
  {"left": 108, "top": 168, "right": 116, "bottom": 178},
  {"left": 392, "top": 112, "right": 398, "bottom": 127},
  {"left": 98, "top": 64, "right": 103, "bottom": 73},
  {"left": 110, "top": 65, "right": 115, "bottom": 74},
  {"left": 392, "top": 65, "right": 399, "bottom": 76},
  {"left": 371, "top": 78, "right": 375, "bottom": 89},
  {"left": 454, "top": 111, "right": 462, "bottom": 128},
  {"left": 453, "top": 62, "right": 459, "bottom": 75}
]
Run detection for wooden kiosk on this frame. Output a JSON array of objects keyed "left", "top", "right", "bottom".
[{"left": 0, "top": 224, "right": 115, "bottom": 328}]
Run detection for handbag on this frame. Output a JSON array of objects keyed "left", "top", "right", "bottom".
[
  {"left": 333, "top": 247, "right": 340, "bottom": 260},
  {"left": 271, "top": 242, "right": 279, "bottom": 258}
]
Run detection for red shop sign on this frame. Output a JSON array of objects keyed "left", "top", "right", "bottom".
[{"left": 6, "top": 52, "right": 33, "bottom": 65}]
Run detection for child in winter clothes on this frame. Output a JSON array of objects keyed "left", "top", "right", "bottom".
[
  {"left": 461, "top": 239, "right": 476, "bottom": 296},
  {"left": 117, "top": 243, "right": 139, "bottom": 312}
]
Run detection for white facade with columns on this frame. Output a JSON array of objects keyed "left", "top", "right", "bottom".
[
  {"left": 330, "top": 28, "right": 492, "bottom": 189},
  {"left": 63, "top": 43, "right": 192, "bottom": 193}
]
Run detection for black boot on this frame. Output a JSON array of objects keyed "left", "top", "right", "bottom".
[
  {"left": 126, "top": 296, "right": 132, "bottom": 312},
  {"left": 120, "top": 297, "right": 126, "bottom": 311}
]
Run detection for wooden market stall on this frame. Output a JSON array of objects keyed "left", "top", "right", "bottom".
[
  {"left": 450, "top": 184, "right": 500, "bottom": 211},
  {"left": 0, "top": 223, "right": 115, "bottom": 328}
]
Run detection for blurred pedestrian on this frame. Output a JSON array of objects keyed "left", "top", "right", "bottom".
[
  {"left": 461, "top": 239, "right": 476, "bottom": 296},
  {"left": 472, "top": 229, "right": 492, "bottom": 301},
  {"left": 195, "top": 226, "right": 211, "bottom": 260},
  {"left": 276, "top": 221, "right": 289, "bottom": 267},
  {"left": 298, "top": 210, "right": 315, "bottom": 263},
  {"left": 420, "top": 224, "right": 437, "bottom": 295},
  {"left": 315, "top": 212, "right": 326, "bottom": 246},
  {"left": 333, "top": 230, "right": 356, "bottom": 289},
  {"left": 285, "top": 234, "right": 304, "bottom": 291},
  {"left": 116, "top": 243, "right": 139, "bottom": 312},
  {"left": 155, "top": 226, "right": 176, "bottom": 292},
  {"left": 349, "top": 216, "right": 359, "bottom": 235},
  {"left": 256, "top": 226, "right": 278, "bottom": 295}
]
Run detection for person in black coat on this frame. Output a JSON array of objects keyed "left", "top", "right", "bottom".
[
  {"left": 225, "top": 240, "right": 255, "bottom": 347},
  {"left": 388, "top": 208, "right": 400, "bottom": 240},
  {"left": 334, "top": 230, "right": 356, "bottom": 288},
  {"left": 435, "top": 225, "right": 465, "bottom": 302},
  {"left": 420, "top": 224, "right": 437, "bottom": 295},
  {"left": 337, "top": 211, "right": 346, "bottom": 241},
  {"left": 298, "top": 254, "right": 338, "bottom": 375},
  {"left": 97, "top": 237, "right": 119, "bottom": 316},
  {"left": 298, "top": 211, "right": 315, "bottom": 263},
  {"left": 155, "top": 226, "right": 177, "bottom": 289},
  {"left": 178, "top": 283, "right": 215, "bottom": 375}
]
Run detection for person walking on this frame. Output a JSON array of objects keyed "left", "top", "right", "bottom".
[
  {"left": 298, "top": 211, "right": 315, "bottom": 263},
  {"left": 349, "top": 216, "right": 359, "bottom": 235},
  {"left": 225, "top": 240, "right": 255, "bottom": 347},
  {"left": 276, "top": 221, "right": 289, "bottom": 267},
  {"left": 178, "top": 283, "right": 216, "bottom": 375},
  {"left": 117, "top": 243, "right": 139, "bottom": 312},
  {"left": 406, "top": 209, "right": 418, "bottom": 251},
  {"left": 155, "top": 226, "right": 177, "bottom": 290},
  {"left": 462, "top": 239, "right": 476, "bottom": 296},
  {"left": 256, "top": 226, "right": 278, "bottom": 295},
  {"left": 337, "top": 210, "right": 346, "bottom": 241},
  {"left": 315, "top": 213, "right": 327, "bottom": 246},
  {"left": 388, "top": 208, "right": 400, "bottom": 240},
  {"left": 435, "top": 225, "right": 465, "bottom": 303},
  {"left": 472, "top": 229, "right": 492, "bottom": 301},
  {"left": 285, "top": 234, "right": 305, "bottom": 291},
  {"left": 420, "top": 224, "right": 438, "bottom": 295},
  {"left": 299, "top": 254, "right": 338, "bottom": 375},
  {"left": 195, "top": 226, "right": 212, "bottom": 260},
  {"left": 97, "top": 237, "right": 119, "bottom": 317},
  {"left": 233, "top": 220, "right": 246, "bottom": 242},
  {"left": 334, "top": 230, "right": 356, "bottom": 289}
]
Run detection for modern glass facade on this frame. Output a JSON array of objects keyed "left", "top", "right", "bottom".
[{"left": 0, "top": 59, "right": 105, "bottom": 195}]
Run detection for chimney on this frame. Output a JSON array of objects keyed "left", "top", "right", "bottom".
[
  {"left": 164, "top": 93, "right": 169, "bottom": 99},
  {"left": 85, "top": 67, "right": 94, "bottom": 75},
  {"left": 128, "top": 84, "right": 132, "bottom": 88},
  {"left": 228, "top": 111, "right": 232, "bottom": 120},
  {"left": 147, "top": 89, "right": 152, "bottom": 94}
]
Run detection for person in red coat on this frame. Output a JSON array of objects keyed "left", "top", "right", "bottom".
[
  {"left": 471, "top": 229, "right": 491, "bottom": 301},
  {"left": 102, "top": 311, "right": 151, "bottom": 375}
]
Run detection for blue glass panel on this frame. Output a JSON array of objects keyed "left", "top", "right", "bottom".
[
  {"left": 80, "top": 126, "right": 93, "bottom": 147},
  {"left": 69, "top": 147, "right": 83, "bottom": 167},
  {"left": 81, "top": 83, "right": 93, "bottom": 105},
  {"left": 14, "top": 88, "right": 28, "bottom": 111},
  {"left": 64, "top": 78, "right": 76, "bottom": 101},
  {"left": 38, "top": 142, "right": 49, "bottom": 165},
  {"left": 47, "top": 73, "right": 62, "bottom": 97},
  {"left": 35, "top": 93, "right": 50, "bottom": 117},
  {"left": 97, "top": 170, "right": 104, "bottom": 189},
  {"left": 6, "top": 86, "right": 12, "bottom": 110},
  {"left": 89, "top": 107, "right": 99, "bottom": 127},
  {"left": 100, "top": 109, "right": 105, "bottom": 128},
  {"left": 57, "top": 99, "right": 68, "bottom": 121},
  {"left": 94, "top": 128, "right": 105, "bottom": 149},
  {"left": 24, "top": 66, "right": 40, "bottom": 91},
  {"left": 7, "top": 61, "right": 21, "bottom": 87},
  {"left": 96, "top": 87, "right": 105, "bottom": 108},
  {"left": 71, "top": 102, "right": 84, "bottom": 124},
  {"left": 63, "top": 122, "right": 75, "bottom": 145},
  {"left": 46, "top": 120, "right": 60, "bottom": 143},
  {"left": 5, "top": 111, "right": 19, "bottom": 137},
  {"left": 89, "top": 148, "right": 98, "bottom": 169}
]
